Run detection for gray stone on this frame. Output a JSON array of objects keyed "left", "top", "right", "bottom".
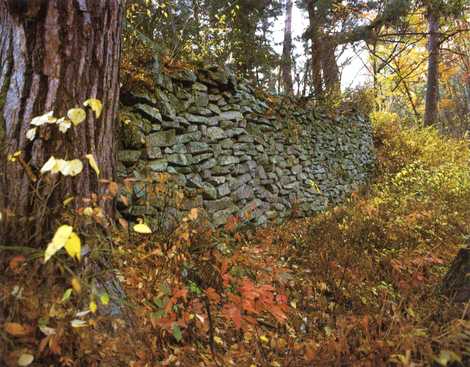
[
  {"left": 167, "top": 153, "right": 192, "bottom": 166},
  {"left": 220, "top": 111, "right": 243, "bottom": 121},
  {"left": 149, "top": 159, "right": 168, "bottom": 172},
  {"left": 207, "top": 127, "right": 225, "bottom": 140},
  {"left": 185, "top": 113, "right": 209, "bottom": 124},
  {"left": 175, "top": 131, "right": 202, "bottom": 144},
  {"left": 171, "top": 69, "right": 197, "bottom": 82},
  {"left": 187, "top": 142, "right": 211, "bottom": 154},
  {"left": 217, "top": 182, "right": 231, "bottom": 197},
  {"left": 146, "top": 130, "right": 176, "bottom": 147},
  {"left": 134, "top": 104, "right": 162, "bottom": 122},
  {"left": 204, "top": 197, "right": 234, "bottom": 211},
  {"left": 218, "top": 156, "right": 239, "bottom": 166}
]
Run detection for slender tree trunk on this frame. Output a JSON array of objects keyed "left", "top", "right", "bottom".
[
  {"left": 306, "top": 1, "right": 323, "bottom": 97},
  {"left": 424, "top": 7, "right": 440, "bottom": 126},
  {"left": 281, "top": 0, "right": 294, "bottom": 95},
  {"left": 0, "top": 0, "right": 124, "bottom": 245}
]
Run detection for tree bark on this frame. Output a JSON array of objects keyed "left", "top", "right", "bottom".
[
  {"left": 424, "top": 7, "right": 440, "bottom": 126},
  {"left": 441, "top": 246, "right": 470, "bottom": 302},
  {"left": 306, "top": 1, "right": 323, "bottom": 97},
  {"left": 0, "top": 0, "right": 124, "bottom": 245},
  {"left": 281, "top": 0, "right": 294, "bottom": 95},
  {"left": 320, "top": 37, "right": 341, "bottom": 95}
]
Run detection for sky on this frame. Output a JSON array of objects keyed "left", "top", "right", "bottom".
[{"left": 271, "top": 3, "right": 371, "bottom": 90}]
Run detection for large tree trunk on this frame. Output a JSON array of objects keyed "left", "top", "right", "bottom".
[
  {"left": 281, "top": 0, "right": 294, "bottom": 95},
  {"left": 0, "top": 0, "right": 124, "bottom": 245},
  {"left": 424, "top": 7, "right": 440, "bottom": 126},
  {"left": 320, "top": 38, "right": 341, "bottom": 96}
]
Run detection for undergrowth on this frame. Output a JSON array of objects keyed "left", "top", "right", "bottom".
[{"left": 1, "top": 118, "right": 470, "bottom": 366}]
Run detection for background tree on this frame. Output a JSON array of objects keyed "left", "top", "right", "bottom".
[
  {"left": 281, "top": 0, "right": 294, "bottom": 95},
  {"left": 0, "top": 0, "right": 125, "bottom": 245}
]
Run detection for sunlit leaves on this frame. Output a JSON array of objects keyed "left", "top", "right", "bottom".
[
  {"left": 85, "top": 154, "right": 100, "bottom": 177},
  {"left": 31, "top": 111, "right": 57, "bottom": 126},
  {"left": 133, "top": 222, "right": 152, "bottom": 234},
  {"left": 17, "top": 354, "right": 34, "bottom": 366},
  {"left": 44, "top": 225, "right": 81, "bottom": 263},
  {"left": 70, "top": 319, "right": 87, "bottom": 328},
  {"left": 26, "top": 128, "right": 36, "bottom": 141},
  {"left": 64, "top": 232, "right": 81, "bottom": 261},
  {"left": 67, "top": 108, "right": 86, "bottom": 126},
  {"left": 83, "top": 98, "right": 103, "bottom": 119},
  {"left": 40, "top": 157, "right": 83, "bottom": 177}
]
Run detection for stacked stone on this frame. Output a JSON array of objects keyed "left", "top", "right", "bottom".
[{"left": 117, "top": 65, "right": 375, "bottom": 228}]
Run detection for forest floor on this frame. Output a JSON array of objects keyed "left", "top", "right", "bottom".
[{"left": 1, "top": 117, "right": 470, "bottom": 366}]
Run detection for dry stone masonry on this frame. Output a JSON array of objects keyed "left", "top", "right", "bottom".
[{"left": 117, "top": 65, "right": 375, "bottom": 228}]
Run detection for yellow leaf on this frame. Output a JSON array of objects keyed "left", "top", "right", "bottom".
[
  {"left": 85, "top": 154, "right": 100, "bottom": 177},
  {"left": 259, "top": 335, "right": 269, "bottom": 344},
  {"left": 63, "top": 197, "right": 74, "bottom": 206},
  {"left": 31, "top": 111, "right": 56, "bottom": 126},
  {"left": 70, "top": 319, "right": 87, "bottom": 328},
  {"left": 83, "top": 98, "right": 103, "bottom": 119},
  {"left": 188, "top": 208, "right": 199, "bottom": 221},
  {"left": 89, "top": 301, "right": 97, "bottom": 314},
  {"left": 71, "top": 277, "right": 82, "bottom": 293},
  {"left": 133, "top": 223, "right": 152, "bottom": 234},
  {"left": 99, "top": 292, "right": 110, "bottom": 305},
  {"left": 17, "top": 353, "right": 34, "bottom": 366},
  {"left": 67, "top": 108, "right": 86, "bottom": 126},
  {"left": 45, "top": 225, "right": 73, "bottom": 262},
  {"left": 83, "top": 207, "right": 94, "bottom": 216},
  {"left": 60, "top": 159, "right": 83, "bottom": 176},
  {"left": 64, "top": 232, "right": 81, "bottom": 261},
  {"left": 214, "top": 336, "right": 223, "bottom": 345}
]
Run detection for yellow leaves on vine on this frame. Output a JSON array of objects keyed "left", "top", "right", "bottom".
[
  {"left": 67, "top": 108, "right": 86, "bottom": 126},
  {"left": 44, "top": 225, "right": 81, "bottom": 263},
  {"left": 84, "top": 98, "right": 103, "bottom": 119},
  {"left": 85, "top": 154, "right": 100, "bottom": 177}
]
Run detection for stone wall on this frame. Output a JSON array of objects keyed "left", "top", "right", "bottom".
[{"left": 117, "top": 65, "right": 375, "bottom": 228}]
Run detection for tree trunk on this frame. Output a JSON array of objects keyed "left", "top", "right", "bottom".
[
  {"left": 0, "top": 0, "right": 124, "bottom": 245},
  {"left": 306, "top": 1, "right": 323, "bottom": 97},
  {"left": 281, "top": 0, "right": 294, "bottom": 95},
  {"left": 424, "top": 7, "right": 440, "bottom": 126},
  {"left": 321, "top": 38, "right": 341, "bottom": 96},
  {"left": 441, "top": 246, "right": 470, "bottom": 302}
]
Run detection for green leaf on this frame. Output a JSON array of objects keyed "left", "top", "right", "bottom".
[
  {"left": 172, "top": 323, "right": 182, "bottom": 342},
  {"left": 99, "top": 292, "right": 110, "bottom": 305},
  {"left": 62, "top": 288, "right": 73, "bottom": 303}
]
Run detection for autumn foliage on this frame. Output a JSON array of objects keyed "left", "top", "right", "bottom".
[{"left": 1, "top": 117, "right": 470, "bottom": 366}]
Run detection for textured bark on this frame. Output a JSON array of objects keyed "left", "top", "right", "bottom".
[
  {"left": 441, "top": 246, "right": 470, "bottom": 302},
  {"left": 306, "top": 1, "right": 323, "bottom": 97},
  {"left": 424, "top": 8, "right": 440, "bottom": 126},
  {"left": 281, "top": 0, "right": 294, "bottom": 95},
  {"left": 320, "top": 38, "right": 340, "bottom": 95},
  {"left": 0, "top": 0, "right": 124, "bottom": 245}
]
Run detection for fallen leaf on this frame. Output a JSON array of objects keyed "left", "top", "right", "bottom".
[
  {"left": 4, "top": 322, "right": 32, "bottom": 337},
  {"left": 133, "top": 223, "right": 152, "bottom": 234},
  {"left": 64, "top": 232, "right": 81, "bottom": 261},
  {"left": 17, "top": 353, "right": 34, "bottom": 366}
]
